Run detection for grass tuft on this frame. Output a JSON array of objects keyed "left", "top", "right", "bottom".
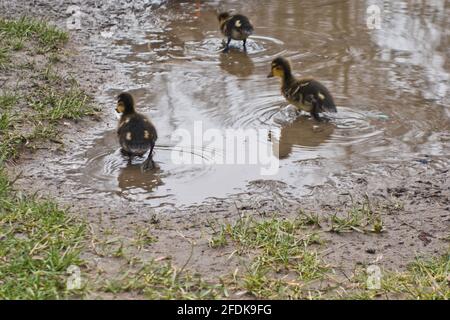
[
  {"left": 0, "top": 17, "right": 68, "bottom": 51},
  {"left": 0, "top": 168, "right": 86, "bottom": 299},
  {"left": 0, "top": 18, "right": 90, "bottom": 300},
  {"left": 210, "top": 215, "right": 329, "bottom": 299},
  {"left": 103, "top": 260, "right": 227, "bottom": 299}
]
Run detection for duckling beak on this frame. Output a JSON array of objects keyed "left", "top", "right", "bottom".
[{"left": 267, "top": 71, "right": 274, "bottom": 78}]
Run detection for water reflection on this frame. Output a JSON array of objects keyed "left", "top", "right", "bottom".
[
  {"left": 118, "top": 163, "right": 164, "bottom": 193},
  {"left": 219, "top": 49, "right": 255, "bottom": 77},
  {"left": 61, "top": 0, "right": 450, "bottom": 206},
  {"left": 272, "top": 116, "right": 335, "bottom": 159},
  {"left": 370, "top": 0, "right": 449, "bottom": 106}
]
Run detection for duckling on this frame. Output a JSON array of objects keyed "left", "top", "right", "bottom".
[
  {"left": 267, "top": 57, "right": 337, "bottom": 121},
  {"left": 218, "top": 11, "right": 254, "bottom": 52},
  {"left": 116, "top": 92, "right": 157, "bottom": 170}
]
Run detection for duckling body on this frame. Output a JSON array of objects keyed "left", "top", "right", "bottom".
[
  {"left": 116, "top": 92, "right": 157, "bottom": 170},
  {"left": 268, "top": 57, "right": 337, "bottom": 121},
  {"left": 218, "top": 12, "right": 254, "bottom": 52}
]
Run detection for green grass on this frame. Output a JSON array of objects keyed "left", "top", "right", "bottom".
[
  {"left": 0, "top": 17, "right": 68, "bottom": 70},
  {"left": 30, "top": 85, "right": 94, "bottom": 121},
  {"left": 330, "top": 198, "right": 384, "bottom": 234},
  {"left": 103, "top": 260, "right": 228, "bottom": 299},
  {"left": 0, "top": 22, "right": 94, "bottom": 161},
  {"left": 0, "top": 168, "right": 86, "bottom": 299},
  {"left": 0, "top": 46, "right": 9, "bottom": 68},
  {"left": 209, "top": 211, "right": 449, "bottom": 299},
  {"left": 380, "top": 254, "right": 450, "bottom": 299},
  {"left": 0, "top": 17, "right": 68, "bottom": 51},
  {"left": 0, "top": 18, "right": 91, "bottom": 299},
  {"left": 0, "top": 110, "right": 13, "bottom": 133},
  {"left": 344, "top": 253, "right": 450, "bottom": 300},
  {"left": 0, "top": 83, "right": 93, "bottom": 162},
  {"left": 210, "top": 215, "right": 329, "bottom": 299}
]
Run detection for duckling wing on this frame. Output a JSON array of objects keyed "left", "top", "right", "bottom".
[
  {"left": 292, "top": 79, "right": 337, "bottom": 113},
  {"left": 118, "top": 114, "right": 157, "bottom": 154},
  {"left": 227, "top": 15, "right": 254, "bottom": 37}
]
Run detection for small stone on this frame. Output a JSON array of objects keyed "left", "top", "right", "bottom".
[{"left": 366, "top": 248, "right": 376, "bottom": 254}]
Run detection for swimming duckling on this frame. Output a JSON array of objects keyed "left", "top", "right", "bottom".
[
  {"left": 218, "top": 12, "right": 254, "bottom": 52},
  {"left": 116, "top": 92, "right": 157, "bottom": 170},
  {"left": 268, "top": 57, "right": 337, "bottom": 121}
]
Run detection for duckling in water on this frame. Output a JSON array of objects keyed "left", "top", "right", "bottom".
[
  {"left": 116, "top": 92, "right": 157, "bottom": 170},
  {"left": 268, "top": 57, "right": 337, "bottom": 121},
  {"left": 218, "top": 12, "right": 254, "bottom": 52}
]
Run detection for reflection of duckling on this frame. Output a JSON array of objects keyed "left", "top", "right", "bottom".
[
  {"left": 117, "top": 163, "right": 163, "bottom": 193},
  {"left": 116, "top": 92, "right": 158, "bottom": 170},
  {"left": 268, "top": 57, "right": 337, "bottom": 121},
  {"left": 272, "top": 115, "right": 335, "bottom": 159},
  {"left": 218, "top": 12, "right": 254, "bottom": 52},
  {"left": 219, "top": 49, "right": 255, "bottom": 77}
]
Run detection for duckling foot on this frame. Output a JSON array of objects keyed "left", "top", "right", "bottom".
[
  {"left": 141, "top": 159, "right": 155, "bottom": 172},
  {"left": 223, "top": 38, "right": 231, "bottom": 53},
  {"left": 142, "top": 150, "right": 155, "bottom": 171}
]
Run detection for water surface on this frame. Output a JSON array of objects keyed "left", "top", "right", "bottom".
[{"left": 65, "top": 0, "right": 450, "bottom": 207}]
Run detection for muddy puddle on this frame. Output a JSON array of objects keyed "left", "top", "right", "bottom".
[{"left": 54, "top": 0, "right": 449, "bottom": 208}]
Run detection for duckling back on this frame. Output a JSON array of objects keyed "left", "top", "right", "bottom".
[
  {"left": 118, "top": 113, "right": 157, "bottom": 156},
  {"left": 283, "top": 79, "right": 337, "bottom": 114},
  {"left": 222, "top": 14, "right": 254, "bottom": 40},
  {"left": 300, "top": 79, "right": 337, "bottom": 113}
]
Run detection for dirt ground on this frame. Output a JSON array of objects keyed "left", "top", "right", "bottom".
[{"left": 2, "top": 0, "right": 449, "bottom": 299}]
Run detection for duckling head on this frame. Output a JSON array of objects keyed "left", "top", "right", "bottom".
[
  {"left": 116, "top": 92, "right": 135, "bottom": 115},
  {"left": 217, "top": 12, "right": 231, "bottom": 23},
  {"left": 267, "top": 57, "right": 292, "bottom": 79}
]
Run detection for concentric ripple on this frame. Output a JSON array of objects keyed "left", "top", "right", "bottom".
[{"left": 54, "top": 0, "right": 449, "bottom": 207}]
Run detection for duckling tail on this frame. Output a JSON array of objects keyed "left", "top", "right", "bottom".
[
  {"left": 240, "top": 21, "right": 254, "bottom": 37},
  {"left": 233, "top": 15, "right": 254, "bottom": 37}
]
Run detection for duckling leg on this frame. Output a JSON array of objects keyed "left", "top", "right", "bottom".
[
  {"left": 223, "top": 37, "right": 231, "bottom": 53},
  {"left": 311, "top": 99, "right": 324, "bottom": 122},
  {"left": 142, "top": 144, "right": 155, "bottom": 171},
  {"left": 121, "top": 148, "right": 133, "bottom": 164},
  {"left": 243, "top": 39, "right": 247, "bottom": 52},
  {"left": 312, "top": 111, "right": 322, "bottom": 122}
]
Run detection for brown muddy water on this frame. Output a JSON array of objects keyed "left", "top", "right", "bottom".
[{"left": 59, "top": 0, "right": 449, "bottom": 208}]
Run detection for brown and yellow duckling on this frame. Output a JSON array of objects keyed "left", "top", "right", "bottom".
[
  {"left": 268, "top": 57, "right": 337, "bottom": 121},
  {"left": 218, "top": 11, "right": 254, "bottom": 52},
  {"left": 116, "top": 92, "right": 158, "bottom": 170}
]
